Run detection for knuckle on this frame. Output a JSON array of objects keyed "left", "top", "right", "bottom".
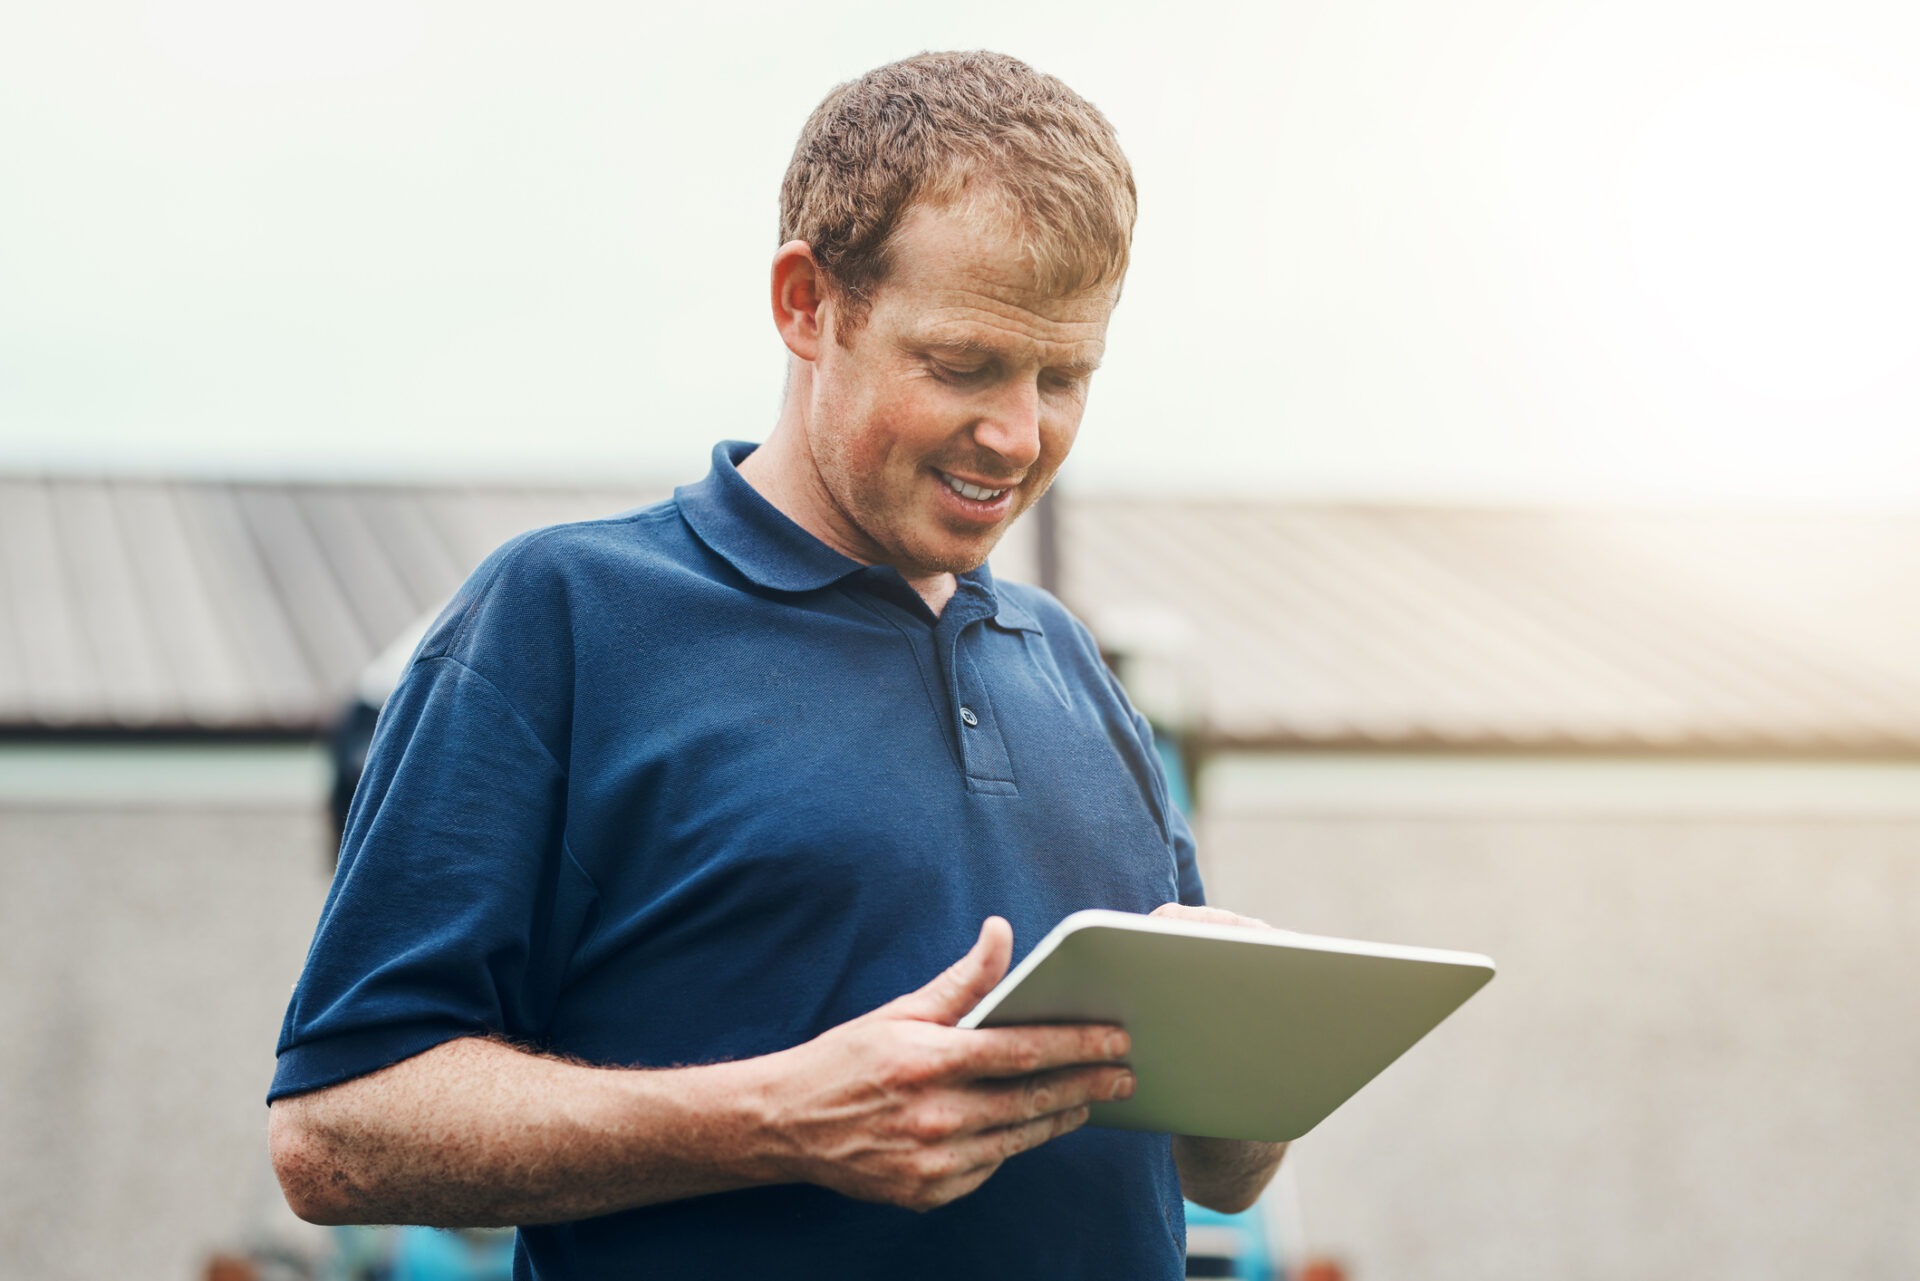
[
  {"left": 881, "top": 1049, "right": 940, "bottom": 1090},
  {"left": 906, "top": 1107, "right": 957, "bottom": 1144},
  {"left": 937, "top": 1037, "right": 979, "bottom": 1078},
  {"left": 914, "top": 1147, "right": 961, "bottom": 1182}
]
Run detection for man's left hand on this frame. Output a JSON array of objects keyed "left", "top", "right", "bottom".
[
  {"left": 1148, "top": 900, "right": 1289, "bottom": 1215},
  {"left": 1148, "top": 902, "right": 1273, "bottom": 931}
]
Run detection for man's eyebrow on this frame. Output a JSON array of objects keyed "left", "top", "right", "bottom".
[{"left": 916, "top": 337, "right": 1103, "bottom": 376}]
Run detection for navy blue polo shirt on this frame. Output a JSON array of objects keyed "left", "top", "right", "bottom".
[{"left": 273, "top": 441, "right": 1206, "bottom": 1279}]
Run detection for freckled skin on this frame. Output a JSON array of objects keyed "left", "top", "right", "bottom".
[{"left": 745, "top": 203, "right": 1115, "bottom": 613}]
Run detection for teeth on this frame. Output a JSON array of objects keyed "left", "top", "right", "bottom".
[{"left": 942, "top": 474, "right": 1007, "bottom": 502}]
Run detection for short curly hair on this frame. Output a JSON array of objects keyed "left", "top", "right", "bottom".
[{"left": 779, "top": 50, "right": 1137, "bottom": 334}]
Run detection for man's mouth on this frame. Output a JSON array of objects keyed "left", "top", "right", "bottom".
[{"left": 938, "top": 471, "right": 1012, "bottom": 502}]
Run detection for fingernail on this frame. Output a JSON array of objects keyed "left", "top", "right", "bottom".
[
  {"left": 1111, "top": 1074, "right": 1135, "bottom": 1100},
  {"left": 1105, "top": 1032, "right": 1129, "bottom": 1058}
]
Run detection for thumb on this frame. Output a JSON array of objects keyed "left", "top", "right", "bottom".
[{"left": 886, "top": 916, "right": 1013, "bottom": 1025}]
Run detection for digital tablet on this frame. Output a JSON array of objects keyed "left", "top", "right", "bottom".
[{"left": 957, "top": 909, "right": 1495, "bottom": 1142}]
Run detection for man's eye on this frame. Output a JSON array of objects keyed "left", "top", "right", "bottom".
[{"left": 932, "top": 363, "right": 989, "bottom": 384}]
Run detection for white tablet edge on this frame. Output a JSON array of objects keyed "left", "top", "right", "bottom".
[{"left": 957, "top": 908, "right": 1495, "bottom": 1030}]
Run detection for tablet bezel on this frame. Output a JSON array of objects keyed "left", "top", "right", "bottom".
[{"left": 958, "top": 909, "right": 1495, "bottom": 1141}]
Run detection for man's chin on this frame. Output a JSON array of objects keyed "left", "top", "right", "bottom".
[
  {"left": 879, "top": 495, "right": 1036, "bottom": 579},
  {"left": 902, "top": 550, "right": 993, "bottom": 579},
  {"left": 898, "top": 529, "right": 1003, "bottom": 579}
]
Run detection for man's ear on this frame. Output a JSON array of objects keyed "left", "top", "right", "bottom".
[{"left": 772, "top": 240, "right": 826, "bottom": 361}]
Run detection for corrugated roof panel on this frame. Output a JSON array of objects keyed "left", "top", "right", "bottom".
[
  {"left": 1426, "top": 512, "right": 1909, "bottom": 745},
  {"left": 110, "top": 480, "right": 256, "bottom": 727},
  {"left": 352, "top": 488, "right": 466, "bottom": 609},
  {"left": 295, "top": 487, "right": 425, "bottom": 656},
  {"left": 1364, "top": 512, "right": 1714, "bottom": 742},
  {"left": 1061, "top": 499, "right": 1920, "bottom": 753},
  {"left": 0, "top": 484, "right": 39, "bottom": 718},
  {"left": 508, "top": 486, "right": 659, "bottom": 537},
  {"left": 7, "top": 474, "right": 1920, "bottom": 753},
  {"left": 1203, "top": 510, "right": 1429, "bottom": 735},
  {"left": 421, "top": 491, "right": 529, "bottom": 572},
  {"left": 49, "top": 481, "right": 175, "bottom": 727},
  {"left": 0, "top": 479, "right": 96, "bottom": 726},
  {"left": 172, "top": 484, "right": 318, "bottom": 728},
  {"left": 0, "top": 547, "right": 23, "bottom": 718},
  {"left": 411, "top": 488, "right": 651, "bottom": 596},
  {"left": 231, "top": 484, "right": 370, "bottom": 698},
  {"left": 1278, "top": 511, "right": 1644, "bottom": 742},
  {"left": 1585, "top": 513, "right": 1920, "bottom": 739},
  {"left": 1374, "top": 513, "right": 1726, "bottom": 744},
  {"left": 1246, "top": 511, "right": 1547, "bottom": 738}
]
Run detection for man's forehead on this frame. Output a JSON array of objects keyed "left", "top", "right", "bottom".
[{"left": 878, "top": 201, "right": 1116, "bottom": 337}]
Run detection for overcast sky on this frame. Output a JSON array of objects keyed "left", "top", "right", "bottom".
[{"left": 4, "top": 0, "right": 1919, "bottom": 501}]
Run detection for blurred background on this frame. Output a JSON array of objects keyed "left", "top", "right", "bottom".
[{"left": 4, "top": 1, "right": 1919, "bottom": 1278}]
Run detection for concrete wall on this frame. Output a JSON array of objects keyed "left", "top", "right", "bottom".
[
  {"left": 0, "top": 798, "right": 335, "bottom": 1281},
  {"left": 1198, "top": 756, "right": 1920, "bottom": 1281},
  {"left": 5, "top": 748, "right": 1918, "bottom": 1280}
]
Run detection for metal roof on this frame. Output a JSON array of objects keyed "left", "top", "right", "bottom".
[
  {"left": 4, "top": 474, "right": 1919, "bottom": 753},
  {"left": 0, "top": 475, "right": 660, "bottom": 733},
  {"left": 1062, "top": 499, "right": 1920, "bottom": 754}
]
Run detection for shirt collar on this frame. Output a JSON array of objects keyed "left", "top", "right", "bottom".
[
  {"left": 676, "top": 441, "right": 866, "bottom": 593},
  {"left": 981, "top": 570, "right": 1042, "bottom": 633},
  {"left": 676, "top": 440, "right": 1044, "bottom": 634}
]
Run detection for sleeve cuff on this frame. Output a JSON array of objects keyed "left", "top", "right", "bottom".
[{"left": 268, "top": 1019, "right": 487, "bottom": 1104}]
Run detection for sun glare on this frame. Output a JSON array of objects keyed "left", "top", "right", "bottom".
[{"left": 1623, "top": 62, "right": 1920, "bottom": 406}]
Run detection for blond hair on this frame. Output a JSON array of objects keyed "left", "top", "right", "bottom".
[{"left": 779, "top": 51, "right": 1137, "bottom": 332}]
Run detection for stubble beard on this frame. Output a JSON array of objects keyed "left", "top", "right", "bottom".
[{"left": 864, "top": 472, "right": 1033, "bottom": 579}]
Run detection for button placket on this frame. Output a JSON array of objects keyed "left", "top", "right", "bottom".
[{"left": 948, "top": 628, "right": 1017, "bottom": 792}]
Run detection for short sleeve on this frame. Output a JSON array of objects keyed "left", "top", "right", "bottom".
[
  {"left": 270, "top": 541, "right": 596, "bottom": 1103},
  {"left": 1103, "top": 656, "right": 1208, "bottom": 911},
  {"left": 1169, "top": 797, "right": 1205, "bottom": 907}
]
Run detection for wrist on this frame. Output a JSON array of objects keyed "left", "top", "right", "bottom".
[{"left": 703, "top": 1049, "right": 803, "bottom": 1189}]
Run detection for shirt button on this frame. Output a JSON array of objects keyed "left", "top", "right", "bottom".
[{"left": 959, "top": 706, "right": 979, "bottom": 727}]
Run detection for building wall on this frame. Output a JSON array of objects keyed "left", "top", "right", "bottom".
[
  {"left": 0, "top": 766, "right": 335, "bottom": 1280},
  {"left": 6, "top": 748, "right": 1918, "bottom": 1280},
  {"left": 1198, "top": 755, "right": 1920, "bottom": 1281}
]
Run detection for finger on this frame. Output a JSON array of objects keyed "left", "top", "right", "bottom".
[
  {"left": 957, "top": 1103, "right": 1093, "bottom": 1172},
  {"left": 884, "top": 917, "right": 1014, "bottom": 1025},
  {"left": 949, "top": 1023, "right": 1131, "bottom": 1079},
  {"left": 912, "top": 1102, "right": 1094, "bottom": 1210},
  {"left": 963, "top": 1064, "right": 1136, "bottom": 1131},
  {"left": 895, "top": 1093, "right": 1097, "bottom": 1211},
  {"left": 1150, "top": 902, "right": 1272, "bottom": 930}
]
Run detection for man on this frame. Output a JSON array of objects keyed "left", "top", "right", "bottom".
[{"left": 269, "top": 50, "right": 1284, "bottom": 1278}]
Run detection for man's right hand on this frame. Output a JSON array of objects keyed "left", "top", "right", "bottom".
[
  {"left": 268, "top": 917, "right": 1129, "bottom": 1228},
  {"left": 756, "top": 916, "right": 1134, "bottom": 1213}
]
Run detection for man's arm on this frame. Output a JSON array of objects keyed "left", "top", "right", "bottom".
[
  {"left": 269, "top": 917, "right": 1135, "bottom": 1226},
  {"left": 1147, "top": 902, "right": 1291, "bottom": 1214},
  {"left": 1172, "top": 1135, "right": 1288, "bottom": 1215}
]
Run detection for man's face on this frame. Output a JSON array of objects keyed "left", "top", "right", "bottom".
[{"left": 799, "top": 201, "right": 1117, "bottom": 580}]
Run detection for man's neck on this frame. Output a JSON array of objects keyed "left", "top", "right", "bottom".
[
  {"left": 736, "top": 426, "right": 958, "bottom": 618},
  {"left": 905, "top": 571, "right": 958, "bottom": 617}
]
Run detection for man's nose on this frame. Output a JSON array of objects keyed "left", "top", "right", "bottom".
[{"left": 972, "top": 378, "right": 1043, "bottom": 469}]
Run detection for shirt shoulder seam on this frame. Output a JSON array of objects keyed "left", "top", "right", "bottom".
[
  {"left": 416, "top": 653, "right": 567, "bottom": 775},
  {"left": 440, "top": 503, "right": 684, "bottom": 659}
]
